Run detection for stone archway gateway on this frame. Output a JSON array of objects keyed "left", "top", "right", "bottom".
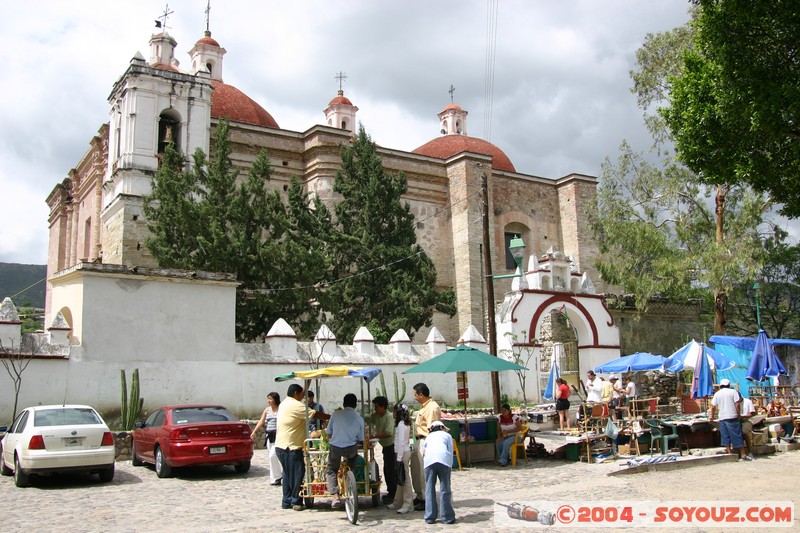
[{"left": 496, "top": 247, "right": 620, "bottom": 402}]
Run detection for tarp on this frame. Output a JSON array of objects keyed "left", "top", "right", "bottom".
[
  {"left": 274, "top": 365, "right": 382, "bottom": 383},
  {"left": 711, "top": 333, "right": 798, "bottom": 398}
]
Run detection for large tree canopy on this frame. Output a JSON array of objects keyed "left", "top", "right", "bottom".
[
  {"left": 326, "top": 125, "right": 456, "bottom": 343},
  {"left": 144, "top": 120, "right": 453, "bottom": 343},
  {"left": 666, "top": 0, "right": 800, "bottom": 216},
  {"left": 590, "top": 16, "right": 775, "bottom": 334}
]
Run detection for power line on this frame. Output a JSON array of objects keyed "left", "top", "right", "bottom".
[
  {"left": 483, "top": 0, "right": 499, "bottom": 141},
  {"left": 9, "top": 277, "right": 46, "bottom": 303}
]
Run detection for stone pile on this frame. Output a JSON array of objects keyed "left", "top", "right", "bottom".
[{"left": 637, "top": 371, "right": 679, "bottom": 405}]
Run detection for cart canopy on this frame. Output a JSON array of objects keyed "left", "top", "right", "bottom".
[{"left": 274, "top": 365, "right": 382, "bottom": 383}]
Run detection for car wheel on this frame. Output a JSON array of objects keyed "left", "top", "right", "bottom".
[
  {"left": 234, "top": 460, "right": 251, "bottom": 473},
  {"left": 14, "top": 454, "right": 29, "bottom": 487},
  {"left": 99, "top": 462, "right": 115, "bottom": 482},
  {"left": 131, "top": 441, "right": 143, "bottom": 467},
  {"left": 0, "top": 443, "right": 11, "bottom": 476},
  {"left": 154, "top": 446, "right": 172, "bottom": 478}
]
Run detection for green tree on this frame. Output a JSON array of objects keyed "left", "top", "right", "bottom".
[
  {"left": 326, "top": 125, "right": 455, "bottom": 343},
  {"left": 589, "top": 17, "right": 770, "bottom": 333},
  {"left": 144, "top": 119, "right": 320, "bottom": 342},
  {"left": 726, "top": 227, "right": 800, "bottom": 339},
  {"left": 667, "top": 1, "right": 800, "bottom": 217}
]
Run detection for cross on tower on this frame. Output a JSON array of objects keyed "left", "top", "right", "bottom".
[
  {"left": 155, "top": 3, "right": 174, "bottom": 29},
  {"left": 448, "top": 84, "right": 456, "bottom": 103},
  {"left": 335, "top": 71, "right": 348, "bottom": 92},
  {"left": 205, "top": 0, "right": 211, "bottom": 32}
]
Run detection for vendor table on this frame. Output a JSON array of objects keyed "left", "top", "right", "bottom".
[{"left": 661, "top": 417, "right": 718, "bottom": 451}]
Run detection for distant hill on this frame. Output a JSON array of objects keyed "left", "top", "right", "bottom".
[{"left": 0, "top": 263, "right": 47, "bottom": 308}]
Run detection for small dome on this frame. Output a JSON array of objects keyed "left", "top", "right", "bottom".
[
  {"left": 210, "top": 80, "right": 279, "bottom": 128},
  {"left": 195, "top": 31, "right": 220, "bottom": 48},
  {"left": 413, "top": 135, "right": 516, "bottom": 172},
  {"left": 329, "top": 94, "right": 353, "bottom": 106}
]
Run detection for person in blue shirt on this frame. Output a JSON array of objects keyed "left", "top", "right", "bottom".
[
  {"left": 325, "top": 393, "right": 365, "bottom": 509},
  {"left": 307, "top": 390, "right": 325, "bottom": 434},
  {"left": 422, "top": 420, "right": 456, "bottom": 524}
]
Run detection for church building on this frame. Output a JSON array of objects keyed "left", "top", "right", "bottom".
[{"left": 45, "top": 20, "right": 603, "bottom": 344}]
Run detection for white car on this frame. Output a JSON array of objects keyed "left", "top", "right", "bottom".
[{"left": 0, "top": 405, "right": 116, "bottom": 487}]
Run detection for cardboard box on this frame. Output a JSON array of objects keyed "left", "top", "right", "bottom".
[{"left": 752, "top": 430, "right": 768, "bottom": 446}]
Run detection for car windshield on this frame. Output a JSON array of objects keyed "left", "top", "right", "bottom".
[
  {"left": 34, "top": 408, "right": 102, "bottom": 427},
  {"left": 172, "top": 406, "right": 237, "bottom": 425}
]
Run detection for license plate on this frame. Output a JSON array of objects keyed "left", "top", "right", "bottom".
[
  {"left": 209, "top": 446, "right": 226, "bottom": 455},
  {"left": 63, "top": 437, "right": 83, "bottom": 447}
]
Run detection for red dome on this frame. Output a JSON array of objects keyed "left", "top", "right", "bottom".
[
  {"left": 196, "top": 35, "right": 220, "bottom": 47},
  {"left": 328, "top": 95, "right": 353, "bottom": 106},
  {"left": 412, "top": 135, "right": 516, "bottom": 172},
  {"left": 210, "top": 80, "right": 279, "bottom": 128}
]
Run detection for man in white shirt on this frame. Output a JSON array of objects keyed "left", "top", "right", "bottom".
[
  {"left": 710, "top": 379, "right": 749, "bottom": 461},
  {"left": 584, "top": 371, "right": 603, "bottom": 403},
  {"left": 740, "top": 394, "right": 756, "bottom": 461}
]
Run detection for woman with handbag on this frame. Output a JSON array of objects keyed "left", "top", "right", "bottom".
[
  {"left": 388, "top": 404, "right": 414, "bottom": 514},
  {"left": 251, "top": 392, "right": 283, "bottom": 485}
]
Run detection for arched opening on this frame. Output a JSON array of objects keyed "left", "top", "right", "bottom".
[
  {"left": 503, "top": 222, "right": 530, "bottom": 271},
  {"left": 206, "top": 61, "right": 214, "bottom": 76},
  {"left": 341, "top": 119, "right": 348, "bottom": 130},
  {"left": 157, "top": 110, "right": 182, "bottom": 154}
]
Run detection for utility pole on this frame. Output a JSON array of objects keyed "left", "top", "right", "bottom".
[{"left": 481, "top": 173, "right": 501, "bottom": 412}]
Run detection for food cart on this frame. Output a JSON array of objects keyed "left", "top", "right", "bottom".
[{"left": 275, "top": 366, "right": 383, "bottom": 524}]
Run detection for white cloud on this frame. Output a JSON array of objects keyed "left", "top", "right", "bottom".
[{"left": 0, "top": 0, "right": 708, "bottom": 264}]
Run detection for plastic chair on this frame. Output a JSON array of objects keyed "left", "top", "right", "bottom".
[
  {"left": 510, "top": 424, "right": 529, "bottom": 466},
  {"left": 644, "top": 419, "right": 680, "bottom": 456}
]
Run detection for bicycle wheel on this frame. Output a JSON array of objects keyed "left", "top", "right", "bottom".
[{"left": 343, "top": 470, "right": 359, "bottom": 524}]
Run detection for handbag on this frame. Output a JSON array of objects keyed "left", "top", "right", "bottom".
[
  {"left": 395, "top": 461, "right": 406, "bottom": 486},
  {"left": 604, "top": 419, "right": 620, "bottom": 439},
  {"left": 265, "top": 429, "right": 276, "bottom": 444}
]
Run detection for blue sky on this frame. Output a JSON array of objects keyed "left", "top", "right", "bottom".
[{"left": 0, "top": 1, "right": 699, "bottom": 264}]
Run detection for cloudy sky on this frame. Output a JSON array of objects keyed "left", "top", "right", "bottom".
[{"left": 0, "top": 0, "right": 696, "bottom": 265}]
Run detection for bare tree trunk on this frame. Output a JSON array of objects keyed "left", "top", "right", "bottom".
[{"left": 714, "top": 185, "right": 727, "bottom": 334}]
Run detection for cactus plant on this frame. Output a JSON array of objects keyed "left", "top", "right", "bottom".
[
  {"left": 120, "top": 368, "right": 144, "bottom": 430},
  {"left": 376, "top": 371, "right": 406, "bottom": 406}
]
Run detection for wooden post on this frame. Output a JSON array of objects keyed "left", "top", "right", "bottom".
[{"left": 482, "top": 173, "right": 501, "bottom": 413}]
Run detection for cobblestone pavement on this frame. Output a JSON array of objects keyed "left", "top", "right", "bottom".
[{"left": 1, "top": 448, "right": 798, "bottom": 532}]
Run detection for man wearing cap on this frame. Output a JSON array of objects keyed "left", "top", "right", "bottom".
[
  {"left": 710, "top": 379, "right": 750, "bottom": 461},
  {"left": 368, "top": 396, "right": 397, "bottom": 504},
  {"left": 411, "top": 382, "right": 441, "bottom": 510},
  {"left": 422, "top": 420, "right": 456, "bottom": 525}
]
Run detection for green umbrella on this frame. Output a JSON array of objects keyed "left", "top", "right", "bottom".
[
  {"left": 403, "top": 344, "right": 526, "bottom": 466},
  {"left": 402, "top": 344, "right": 526, "bottom": 374}
]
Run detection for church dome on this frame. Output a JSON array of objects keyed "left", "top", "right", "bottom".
[
  {"left": 210, "top": 80, "right": 279, "bottom": 129},
  {"left": 195, "top": 34, "right": 220, "bottom": 47},
  {"left": 413, "top": 135, "right": 516, "bottom": 173},
  {"left": 328, "top": 94, "right": 353, "bottom": 106}
]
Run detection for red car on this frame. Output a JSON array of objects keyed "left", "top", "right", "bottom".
[{"left": 131, "top": 404, "right": 253, "bottom": 478}]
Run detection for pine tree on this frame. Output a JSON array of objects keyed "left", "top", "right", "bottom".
[
  {"left": 327, "top": 125, "right": 455, "bottom": 343},
  {"left": 144, "top": 120, "right": 306, "bottom": 341}
]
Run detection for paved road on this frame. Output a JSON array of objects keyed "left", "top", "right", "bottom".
[{"left": 2, "top": 448, "right": 798, "bottom": 532}]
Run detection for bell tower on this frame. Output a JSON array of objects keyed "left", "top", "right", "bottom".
[{"left": 101, "top": 28, "right": 213, "bottom": 267}]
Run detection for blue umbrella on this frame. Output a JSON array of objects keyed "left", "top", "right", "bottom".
[
  {"left": 692, "top": 341, "right": 714, "bottom": 398},
  {"left": 543, "top": 344, "right": 562, "bottom": 400},
  {"left": 746, "top": 330, "right": 788, "bottom": 382},
  {"left": 665, "top": 340, "right": 735, "bottom": 372},
  {"left": 594, "top": 352, "right": 667, "bottom": 373}
]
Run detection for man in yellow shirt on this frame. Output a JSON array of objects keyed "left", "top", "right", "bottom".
[
  {"left": 276, "top": 381, "right": 330, "bottom": 511},
  {"left": 410, "top": 382, "right": 441, "bottom": 510}
]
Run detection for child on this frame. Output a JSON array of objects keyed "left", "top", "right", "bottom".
[
  {"left": 388, "top": 404, "right": 413, "bottom": 514},
  {"left": 422, "top": 420, "right": 455, "bottom": 524}
]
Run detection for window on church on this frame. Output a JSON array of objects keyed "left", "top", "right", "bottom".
[
  {"left": 504, "top": 233, "right": 517, "bottom": 270},
  {"left": 504, "top": 224, "right": 529, "bottom": 270},
  {"left": 341, "top": 120, "right": 348, "bottom": 130},
  {"left": 83, "top": 219, "right": 91, "bottom": 260},
  {"left": 206, "top": 61, "right": 213, "bottom": 76}
]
